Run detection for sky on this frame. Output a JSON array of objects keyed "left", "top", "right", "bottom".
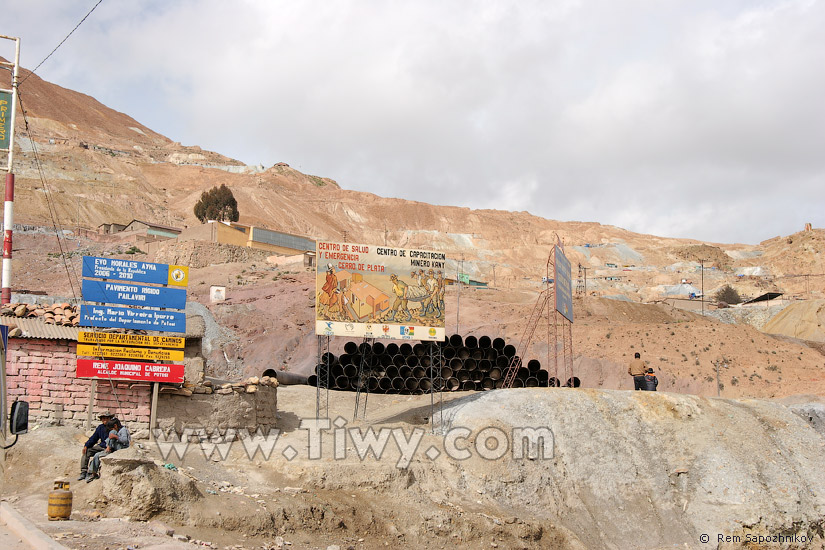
[{"left": 3, "top": 0, "right": 824, "bottom": 245}]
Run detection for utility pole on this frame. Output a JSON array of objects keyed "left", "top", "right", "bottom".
[
  {"left": 456, "top": 256, "right": 464, "bottom": 334},
  {"left": 492, "top": 263, "right": 496, "bottom": 288},
  {"left": 699, "top": 258, "right": 706, "bottom": 316},
  {"left": 0, "top": 35, "right": 20, "bottom": 305}
]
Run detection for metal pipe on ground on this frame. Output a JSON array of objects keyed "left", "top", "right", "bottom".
[
  {"left": 372, "top": 342, "right": 385, "bottom": 355},
  {"left": 358, "top": 342, "right": 372, "bottom": 355},
  {"left": 478, "top": 359, "right": 492, "bottom": 372},
  {"left": 512, "top": 378, "right": 525, "bottom": 388},
  {"left": 392, "top": 377, "right": 405, "bottom": 391},
  {"left": 446, "top": 377, "right": 460, "bottom": 391},
  {"left": 406, "top": 355, "right": 420, "bottom": 367},
  {"left": 400, "top": 343, "right": 413, "bottom": 356},
  {"left": 413, "top": 366, "right": 427, "bottom": 378},
  {"left": 350, "top": 376, "right": 367, "bottom": 390},
  {"left": 386, "top": 365, "right": 399, "bottom": 379},
  {"left": 492, "top": 337, "right": 506, "bottom": 351},
  {"left": 450, "top": 357, "right": 463, "bottom": 371},
  {"left": 441, "top": 366, "right": 454, "bottom": 379},
  {"left": 464, "top": 358, "right": 477, "bottom": 371},
  {"left": 464, "top": 335, "right": 478, "bottom": 348},
  {"left": 481, "top": 378, "right": 495, "bottom": 390},
  {"left": 420, "top": 356, "right": 431, "bottom": 368},
  {"left": 518, "top": 367, "right": 530, "bottom": 379},
  {"left": 461, "top": 380, "right": 476, "bottom": 391},
  {"left": 344, "top": 341, "right": 358, "bottom": 355},
  {"left": 457, "top": 370, "right": 470, "bottom": 382},
  {"left": 386, "top": 342, "right": 400, "bottom": 355},
  {"left": 472, "top": 370, "right": 483, "bottom": 383},
  {"left": 307, "top": 374, "right": 317, "bottom": 386},
  {"left": 495, "top": 379, "right": 505, "bottom": 389},
  {"left": 536, "top": 370, "right": 549, "bottom": 383},
  {"left": 332, "top": 364, "right": 345, "bottom": 378},
  {"left": 484, "top": 348, "right": 497, "bottom": 361},
  {"left": 527, "top": 359, "right": 542, "bottom": 373},
  {"left": 419, "top": 378, "right": 432, "bottom": 392},
  {"left": 343, "top": 364, "right": 358, "bottom": 377},
  {"left": 413, "top": 343, "right": 426, "bottom": 357},
  {"left": 380, "top": 354, "right": 393, "bottom": 368},
  {"left": 314, "top": 363, "right": 329, "bottom": 376},
  {"left": 405, "top": 377, "right": 419, "bottom": 391},
  {"left": 525, "top": 377, "right": 539, "bottom": 388},
  {"left": 321, "top": 352, "right": 338, "bottom": 366},
  {"left": 379, "top": 377, "right": 392, "bottom": 391},
  {"left": 566, "top": 377, "right": 581, "bottom": 388},
  {"left": 503, "top": 344, "right": 516, "bottom": 358},
  {"left": 273, "top": 371, "right": 309, "bottom": 385},
  {"left": 479, "top": 335, "right": 492, "bottom": 349},
  {"left": 549, "top": 377, "right": 560, "bottom": 387},
  {"left": 368, "top": 377, "right": 380, "bottom": 391},
  {"left": 400, "top": 366, "right": 412, "bottom": 378},
  {"left": 443, "top": 346, "right": 456, "bottom": 359},
  {"left": 489, "top": 367, "right": 502, "bottom": 380},
  {"left": 393, "top": 354, "right": 406, "bottom": 368},
  {"left": 335, "top": 375, "right": 350, "bottom": 389},
  {"left": 457, "top": 347, "right": 470, "bottom": 360},
  {"left": 495, "top": 355, "right": 509, "bottom": 368},
  {"left": 449, "top": 334, "right": 463, "bottom": 347}
]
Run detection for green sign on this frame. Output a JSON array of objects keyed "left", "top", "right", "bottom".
[
  {"left": 458, "top": 273, "right": 470, "bottom": 284},
  {"left": 0, "top": 91, "right": 11, "bottom": 150}
]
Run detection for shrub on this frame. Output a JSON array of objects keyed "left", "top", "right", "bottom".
[
  {"left": 194, "top": 184, "right": 240, "bottom": 223},
  {"left": 714, "top": 284, "right": 742, "bottom": 305}
]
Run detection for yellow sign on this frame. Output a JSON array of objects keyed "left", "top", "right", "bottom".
[
  {"left": 167, "top": 265, "right": 190, "bottom": 287},
  {"left": 78, "top": 331, "right": 185, "bottom": 349},
  {"left": 76, "top": 344, "right": 184, "bottom": 362}
]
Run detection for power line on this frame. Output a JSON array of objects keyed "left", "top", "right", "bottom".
[{"left": 19, "top": 0, "right": 107, "bottom": 86}]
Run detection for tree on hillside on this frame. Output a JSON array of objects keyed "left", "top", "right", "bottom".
[
  {"left": 194, "top": 184, "right": 239, "bottom": 223},
  {"left": 714, "top": 284, "right": 742, "bottom": 305}
]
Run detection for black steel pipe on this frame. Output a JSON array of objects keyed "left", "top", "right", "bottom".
[
  {"left": 489, "top": 367, "right": 502, "bottom": 380},
  {"left": 464, "top": 358, "right": 477, "bottom": 371},
  {"left": 478, "top": 359, "right": 492, "bottom": 372},
  {"left": 379, "top": 377, "right": 392, "bottom": 391},
  {"left": 392, "top": 377, "right": 405, "bottom": 391},
  {"left": 471, "top": 349, "right": 483, "bottom": 361},
  {"left": 386, "top": 343, "right": 400, "bottom": 356},
  {"left": 566, "top": 377, "right": 581, "bottom": 388},
  {"left": 450, "top": 357, "right": 463, "bottom": 370},
  {"left": 492, "top": 337, "right": 505, "bottom": 351},
  {"left": 503, "top": 344, "right": 516, "bottom": 358},
  {"left": 525, "top": 377, "right": 539, "bottom": 388},
  {"left": 335, "top": 375, "right": 350, "bottom": 389},
  {"left": 442, "top": 366, "right": 454, "bottom": 379},
  {"left": 380, "top": 354, "right": 393, "bottom": 368},
  {"left": 549, "top": 377, "right": 560, "bottom": 387},
  {"left": 406, "top": 355, "right": 420, "bottom": 367},
  {"left": 449, "top": 334, "right": 463, "bottom": 347},
  {"left": 443, "top": 346, "right": 456, "bottom": 359},
  {"left": 481, "top": 378, "right": 495, "bottom": 390},
  {"left": 386, "top": 365, "right": 399, "bottom": 379},
  {"left": 343, "top": 364, "right": 358, "bottom": 378},
  {"left": 358, "top": 342, "right": 372, "bottom": 355},
  {"left": 527, "top": 359, "right": 541, "bottom": 372},
  {"left": 393, "top": 354, "right": 406, "bottom": 368},
  {"left": 457, "top": 370, "right": 470, "bottom": 382},
  {"left": 496, "top": 355, "right": 509, "bottom": 368},
  {"left": 413, "top": 366, "right": 427, "bottom": 378},
  {"left": 273, "top": 371, "right": 309, "bottom": 385},
  {"left": 479, "top": 335, "right": 492, "bottom": 349},
  {"left": 461, "top": 380, "right": 476, "bottom": 391},
  {"left": 457, "top": 347, "right": 470, "bottom": 360},
  {"left": 368, "top": 377, "right": 380, "bottom": 391},
  {"left": 321, "top": 352, "right": 338, "bottom": 366},
  {"left": 512, "top": 378, "right": 525, "bottom": 388},
  {"left": 307, "top": 374, "right": 318, "bottom": 386},
  {"left": 446, "top": 377, "right": 460, "bottom": 391},
  {"left": 537, "top": 370, "right": 549, "bottom": 383},
  {"left": 419, "top": 378, "right": 432, "bottom": 392},
  {"left": 413, "top": 343, "right": 426, "bottom": 357},
  {"left": 400, "top": 343, "right": 413, "bottom": 356},
  {"left": 465, "top": 335, "right": 478, "bottom": 348},
  {"left": 372, "top": 342, "right": 385, "bottom": 356},
  {"left": 400, "top": 366, "right": 412, "bottom": 378},
  {"left": 405, "top": 377, "right": 419, "bottom": 391},
  {"left": 332, "top": 364, "right": 345, "bottom": 378},
  {"left": 344, "top": 341, "right": 358, "bottom": 355}
]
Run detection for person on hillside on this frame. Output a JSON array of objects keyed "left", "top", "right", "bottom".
[
  {"left": 86, "top": 417, "right": 130, "bottom": 482},
  {"left": 643, "top": 368, "right": 659, "bottom": 391},
  {"left": 627, "top": 352, "right": 646, "bottom": 390},
  {"left": 78, "top": 411, "right": 113, "bottom": 481}
]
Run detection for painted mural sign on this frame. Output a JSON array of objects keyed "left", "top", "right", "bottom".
[
  {"left": 554, "top": 245, "right": 573, "bottom": 322},
  {"left": 315, "top": 242, "right": 447, "bottom": 341}
]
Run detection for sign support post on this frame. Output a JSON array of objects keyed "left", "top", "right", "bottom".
[
  {"left": 149, "top": 382, "right": 159, "bottom": 442},
  {"left": 86, "top": 380, "right": 96, "bottom": 430}
]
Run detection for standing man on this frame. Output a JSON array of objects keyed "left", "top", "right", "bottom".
[
  {"left": 387, "top": 274, "right": 411, "bottom": 322},
  {"left": 78, "top": 411, "right": 113, "bottom": 481},
  {"left": 627, "top": 352, "right": 646, "bottom": 391}
]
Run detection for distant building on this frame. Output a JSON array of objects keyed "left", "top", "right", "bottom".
[{"left": 177, "top": 221, "right": 315, "bottom": 255}]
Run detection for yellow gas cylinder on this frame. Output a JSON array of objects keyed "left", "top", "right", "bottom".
[{"left": 47, "top": 480, "right": 72, "bottom": 520}]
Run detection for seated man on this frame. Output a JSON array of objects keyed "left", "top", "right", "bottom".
[
  {"left": 86, "top": 417, "right": 130, "bottom": 482},
  {"left": 78, "top": 411, "right": 113, "bottom": 481}
]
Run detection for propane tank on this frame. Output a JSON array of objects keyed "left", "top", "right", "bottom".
[{"left": 47, "top": 480, "right": 72, "bottom": 520}]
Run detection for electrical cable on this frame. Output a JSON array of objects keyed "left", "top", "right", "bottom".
[{"left": 19, "top": 0, "right": 107, "bottom": 86}]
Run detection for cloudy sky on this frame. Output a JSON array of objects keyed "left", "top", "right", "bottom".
[{"left": 3, "top": 0, "right": 824, "bottom": 244}]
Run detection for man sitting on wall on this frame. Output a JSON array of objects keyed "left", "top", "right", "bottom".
[{"left": 78, "top": 411, "right": 114, "bottom": 481}]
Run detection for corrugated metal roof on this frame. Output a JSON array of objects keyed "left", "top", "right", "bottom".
[{"left": 0, "top": 316, "right": 81, "bottom": 340}]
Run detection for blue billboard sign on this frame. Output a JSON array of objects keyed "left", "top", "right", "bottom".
[
  {"left": 82, "top": 256, "right": 189, "bottom": 287},
  {"left": 80, "top": 304, "right": 186, "bottom": 333},
  {"left": 82, "top": 279, "right": 186, "bottom": 310},
  {"left": 554, "top": 245, "right": 573, "bottom": 323}
]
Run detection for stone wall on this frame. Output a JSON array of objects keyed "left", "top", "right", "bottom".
[
  {"left": 5, "top": 339, "right": 152, "bottom": 431},
  {"left": 157, "top": 384, "right": 277, "bottom": 434}
]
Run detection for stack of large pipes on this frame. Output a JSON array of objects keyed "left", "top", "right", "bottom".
[{"left": 307, "top": 334, "right": 580, "bottom": 394}]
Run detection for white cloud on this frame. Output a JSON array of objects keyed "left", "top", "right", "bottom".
[{"left": 4, "top": 0, "right": 824, "bottom": 244}]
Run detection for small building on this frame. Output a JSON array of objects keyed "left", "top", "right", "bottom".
[
  {"left": 348, "top": 281, "right": 390, "bottom": 318},
  {"left": 97, "top": 222, "right": 127, "bottom": 235},
  {"left": 121, "top": 219, "right": 183, "bottom": 239}
]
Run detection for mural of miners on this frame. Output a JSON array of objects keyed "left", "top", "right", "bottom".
[
  {"left": 387, "top": 273, "right": 412, "bottom": 322},
  {"left": 318, "top": 264, "right": 341, "bottom": 319}
]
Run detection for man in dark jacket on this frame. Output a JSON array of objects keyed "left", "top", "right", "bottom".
[
  {"left": 627, "top": 352, "right": 646, "bottom": 390},
  {"left": 643, "top": 368, "right": 659, "bottom": 391},
  {"left": 78, "top": 411, "right": 114, "bottom": 481}
]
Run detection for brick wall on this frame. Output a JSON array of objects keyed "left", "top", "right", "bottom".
[{"left": 5, "top": 339, "right": 152, "bottom": 432}]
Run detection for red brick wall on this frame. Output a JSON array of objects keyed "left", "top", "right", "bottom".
[{"left": 5, "top": 339, "right": 152, "bottom": 432}]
